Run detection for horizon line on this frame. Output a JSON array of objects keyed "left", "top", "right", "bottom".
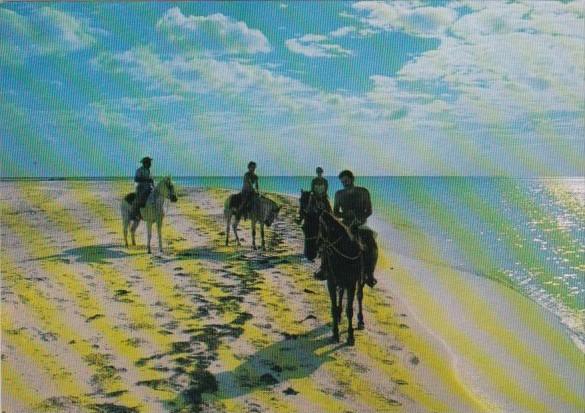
[{"left": 1, "top": 175, "right": 583, "bottom": 181}]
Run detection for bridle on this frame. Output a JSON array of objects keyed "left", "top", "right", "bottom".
[{"left": 318, "top": 214, "right": 362, "bottom": 261}]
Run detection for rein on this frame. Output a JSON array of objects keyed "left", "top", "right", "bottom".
[{"left": 319, "top": 233, "right": 362, "bottom": 261}]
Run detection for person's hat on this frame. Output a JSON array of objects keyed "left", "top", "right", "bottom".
[
  {"left": 140, "top": 156, "right": 153, "bottom": 164},
  {"left": 316, "top": 166, "right": 324, "bottom": 173}
]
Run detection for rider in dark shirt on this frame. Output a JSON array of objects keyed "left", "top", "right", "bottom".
[
  {"left": 311, "top": 166, "right": 328, "bottom": 199},
  {"left": 315, "top": 169, "right": 378, "bottom": 287},
  {"left": 130, "top": 156, "right": 154, "bottom": 221},
  {"left": 237, "top": 161, "right": 259, "bottom": 219},
  {"left": 298, "top": 166, "right": 330, "bottom": 223}
]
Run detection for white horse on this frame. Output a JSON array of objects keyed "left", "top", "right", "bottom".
[
  {"left": 224, "top": 194, "right": 281, "bottom": 250},
  {"left": 120, "top": 176, "right": 178, "bottom": 254}
]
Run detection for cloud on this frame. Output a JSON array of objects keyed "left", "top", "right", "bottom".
[
  {"left": 37, "top": 7, "right": 96, "bottom": 52},
  {"left": 369, "top": 0, "right": 585, "bottom": 174},
  {"left": 352, "top": 1, "right": 458, "bottom": 37},
  {"left": 399, "top": 1, "right": 584, "bottom": 114},
  {"left": 156, "top": 7, "right": 270, "bottom": 54},
  {"left": 0, "top": 6, "right": 99, "bottom": 62},
  {"left": 330, "top": 26, "right": 356, "bottom": 37},
  {"left": 285, "top": 33, "right": 352, "bottom": 58}
]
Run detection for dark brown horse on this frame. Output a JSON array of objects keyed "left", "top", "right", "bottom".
[
  {"left": 318, "top": 211, "right": 365, "bottom": 346},
  {"left": 298, "top": 190, "right": 331, "bottom": 260}
]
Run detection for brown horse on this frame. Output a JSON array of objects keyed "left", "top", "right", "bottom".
[
  {"left": 318, "top": 211, "right": 366, "bottom": 346},
  {"left": 298, "top": 190, "right": 331, "bottom": 260},
  {"left": 224, "top": 194, "right": 281, "bottom": 250}
]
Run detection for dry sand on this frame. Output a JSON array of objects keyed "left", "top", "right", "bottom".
[{"left": 1, "top": 181, "right": 583, "bottom": 413}]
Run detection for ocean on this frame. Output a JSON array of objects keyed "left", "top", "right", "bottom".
[{"left": 176, "top": 176, "right": 585, "bottom": 347}]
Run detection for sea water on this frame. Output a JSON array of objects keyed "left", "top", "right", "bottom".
[{"left": 177, "top": 176, "right": 584, "bottom": 347}]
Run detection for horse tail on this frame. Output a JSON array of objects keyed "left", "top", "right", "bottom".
[
  {"left": 224, "top": 195, "right": 233, "bottom": 219},
  {"left": 120, "top": 197, "right": 131, "bottom": 221}
]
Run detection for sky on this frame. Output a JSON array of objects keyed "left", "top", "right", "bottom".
[{"left": 1, "top": 0, "right": 583, "bottom": 177}]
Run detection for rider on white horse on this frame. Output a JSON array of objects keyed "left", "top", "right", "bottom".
[{"left": 130, "top": 156, "right": 154, "bottom": 221}]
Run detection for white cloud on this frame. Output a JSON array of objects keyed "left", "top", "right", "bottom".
[
  {"left": 352, "top": 1, "right": 458, "bottom": 37},
  {"left": 285, "top": 34, "right": 352, "bottom": 58},
  {"left": 156, "top": 7, "right": 270, "bottom": 54},
  {"left": 0, "top": 7, "right": 99, "bottom": 61},
  {"left": 330, "top": 26, "right": 356, "bottom": 37},
  {"left": 38, "top": 7, "right": 96, "bottom": 51}
]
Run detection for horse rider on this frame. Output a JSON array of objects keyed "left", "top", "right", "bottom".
[
  {"left": 237, "top": 161, "right": 259, "bottom": 220},
  {"left": 311, "top": 166, "right": 328, "bottom": 199},
  {"left": 297, "top": 166, "right": 331, "bottom": 223},
  {"left": 314, "top": 169, "right": 378, "bottom": 288},
  {"left": 129, "top": 156, "right": 154, "bottom": 221}
]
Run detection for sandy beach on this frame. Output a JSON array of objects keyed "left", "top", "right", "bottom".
[{"left": 1, "top": 181, "right": 584, "bottom": 413}]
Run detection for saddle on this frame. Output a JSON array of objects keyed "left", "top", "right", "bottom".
[
  {"left": 229, "top": 193, "right": 243, "bottom": 209},
  {"left": 231, "top": 192, "right": 257, "bottom": 220}
]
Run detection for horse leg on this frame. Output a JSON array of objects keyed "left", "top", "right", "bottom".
[
  {"left": 337, "top": 288, "right": 344, "bottom": 323},
  {"left": 225, "top": 212, "right": 231, "bottom": 246},
  {"left": 123, "top": 216, "right": 129, "bottom": 248},
  {"left": 357, "top": 281, "right": 365, "bottom": 330},
  {"left": 260, "top": 222, "right": 265, "bottom": 251},
  {"left": 251, "top": 220, "right": 257, "bottom": 250},
  {"left": 232, "top": 216, "right": 241, "bottom": 246},
  {"left": 130, "top": 219, "right": 139, "bottom": 246},
  {"left": 146, "top": 221, "right": 153, "bottom": 254},
  {"left": 157, "top": 219, "right": 163, "bottom": 253},
  {"left": 346, "top": 284, "right": 356, "bottom": 346},
  {"left": 328, "top": 279, "right": 340, "bottom": 343}
]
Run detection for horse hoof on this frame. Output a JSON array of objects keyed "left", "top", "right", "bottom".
[
  {"left": 357, "top": 321, "right": 365, "bottom": 330},
  {"left": 346, "top": 337, "right": 355, "bottom": 346},
  {"left": 331, "top": 334, "right": 340, "bottom": 343}
]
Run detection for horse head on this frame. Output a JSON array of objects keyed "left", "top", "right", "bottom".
[
  {"left": 299, "top": 189, "right": 311, "bottom": 213},
  {"left": 318, "top": 211, "right": 341, "bottom": 242},
  {"left": 159, "top": 176, "right": 178, "bottom": 203},
  {"left": 261, "top": 196, "right": 281, "bottom": 227}
]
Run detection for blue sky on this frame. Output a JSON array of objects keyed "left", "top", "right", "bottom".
[{"left": 1, "top": 1, "right": 583, "bottom": 177}]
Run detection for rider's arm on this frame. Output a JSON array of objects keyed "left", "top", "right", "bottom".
[
  {"left": 333, "top": 192, "right": 341, "bottom": 217},
  {"left": 134, "top": 168, "right": 152, "bottom": 184},
  {"left": 364, "top": 189, "right": 372, "bottom": 219}
]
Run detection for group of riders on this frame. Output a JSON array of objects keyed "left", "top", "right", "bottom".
[{"left": 129, "top": 157, "right": 377, "bottom": 288}]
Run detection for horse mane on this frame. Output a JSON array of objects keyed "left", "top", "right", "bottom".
[
  {"left": 300, "top": 190, "right": 311, "bottom": 209},
  {"left": 259, "top": 194, "right": 279, "bottom": 209},
  {"left": 320, "top": 211, "right": 353, "bottom": 239}
]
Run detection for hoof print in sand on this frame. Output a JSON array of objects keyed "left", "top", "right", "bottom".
[
  {"left": 283, "top": 387, "right": 299, "bottom": 395},
  {"left": 88, "top": 403, "right": 139, "bottom": 413}
]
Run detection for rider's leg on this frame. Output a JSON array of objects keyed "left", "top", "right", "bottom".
[
  {"left": 236, "top": 192, "right": 249, "bottom": 220},
  {"left": 130, "top": 189, "right": 148, "bottom": 221},
  {"left": 361, "top": 230, "right": 378, "bottom": 287}
]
